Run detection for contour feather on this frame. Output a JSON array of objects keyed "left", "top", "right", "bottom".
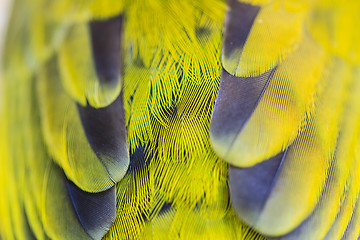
[
  {"left": 222, "top": 0, "right": 306, "bottom": 77},
  {"left": 58, "top": 18, "right": 122, "bottom": 108},
  {"left": 37, "top": 59, "right": 125, "bottom": 192},
  {"left": 212, "top": 32, "right": 326, "bottom": 167},
  {"left": 2, "top": 0, "right": 360, "bottom": 239}
]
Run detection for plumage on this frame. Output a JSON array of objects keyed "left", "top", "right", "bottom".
[
  {"left": 66, "top": 180, "right": 116, "bottom": 240},
  {"left": 1, "top": 0, "right": 360, "bottom": 239}
]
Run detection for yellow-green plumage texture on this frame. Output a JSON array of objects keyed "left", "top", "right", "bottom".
[
  {"left": 1, "top": 0, "right": 360, "bottom": 240},
  {"left": 212, "top": 0, "right": 360, "bottom": 237},
  {"left": 58, "top": 23, "right": 122, "bottom": 108}
]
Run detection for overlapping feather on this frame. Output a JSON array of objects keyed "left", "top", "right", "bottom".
[
  {"left": 0, "top": 0, "right": 264, "bottom": 239},
  {"left": 210, "top": 0, "right": 360, "bottom": 238},
  {"left": 1, "top": 0, "right": 360, "bottom": 239}
]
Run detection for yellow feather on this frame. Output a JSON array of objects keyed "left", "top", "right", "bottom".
[
  {"left": 58, "top": 23, "right": 122, "bottom": 107},
  {"left": 2, "top": 0, "right": 360, "bottom": 239},
  {"left": 37, "top": 59, "right": 120, "bottom": 192},
  {"left": 214, "top": 33, "right": 327, "bottom": 167},
  {"left": 223, "top": 1, "right": 306, "bottom": 77}
]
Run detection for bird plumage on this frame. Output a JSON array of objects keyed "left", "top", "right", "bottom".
[{"left": 1, "top": 0, "right": 360, "bottom": 239}]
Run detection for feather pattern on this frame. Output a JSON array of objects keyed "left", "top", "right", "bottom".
[
  {"left": 58, "top": 15, "right": 123, "bottom": 108},
  {"left": 1, "top": 0, "right": 360, "bottom": 240},
  {"left": 37, "top": 58, "right": 127, "bottom": 192},
  {"left": 211, "top": 0, "right": 360, "bottom": 238}
]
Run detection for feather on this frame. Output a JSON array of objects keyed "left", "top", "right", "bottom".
[
  {"left": 221, "top": 0, "right": 260, "bottom": 75},
  {"left": 2, "top": 0, "right": 360, "bottom": 239},
  {"left": 37, "top": 58, "right": 117, "bottom": 192},
  {"left": 275, "top": 60, "right": 356, "bottom": 239},
  {"left": 210, "top": 68, "right": 274, "bottom": 165},
  {"left": 58, "top": 15, "right": 123, "bottom": 108},
  {"left": 222, "top": 0, "right": 306, "bottom": 77},
  {"left": 0, "top": 60, "right": 90, "bottom": 240},
  {"left": 42, "top": 164, "right": 91, "bottom": 240},
  {"left": 66, "top": 180, "right": 116, "bottom": 240},
  {"left": 212, "top": 32, "right": 326, "bottom": 167},
  {"left": 89, "top": 16, "right": 122, "bottom": 85},
  {"left": 229, "top": 151, "right": 286, "bottom": 231},
  {"left": 77, "top": 94, "right": 129, "bottom": 184},
  {"left": 213, "top": 0, "right": 360, "bottom": 238}
]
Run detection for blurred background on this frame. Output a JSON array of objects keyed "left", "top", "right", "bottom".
[{"left": 0, "top": 0, "right": 12, "bottom": 68}]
